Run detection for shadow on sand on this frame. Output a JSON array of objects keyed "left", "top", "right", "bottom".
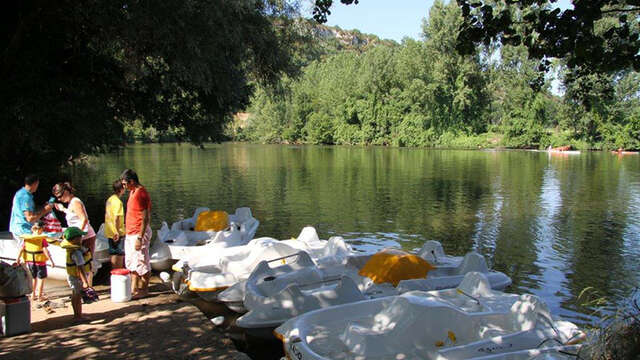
[{"left": 0, "top": 283, "right": 246, "bottom": 360}]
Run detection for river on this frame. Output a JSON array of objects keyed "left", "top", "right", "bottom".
[{"left": 63, "top": 143, "right": 640, "bottom": 326}]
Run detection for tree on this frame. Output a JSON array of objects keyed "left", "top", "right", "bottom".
[
  {"left": 422, "top": 0, "right": 489, "bottom": 134},
  {"left": 455, "top": 0, "right": 640, "bottom": 74},
  {"left": 313, "top": 1, "right": 640, "bottom": 74},
  {"left": 1, "top": 0, "right": 299, "bottom": 222}
]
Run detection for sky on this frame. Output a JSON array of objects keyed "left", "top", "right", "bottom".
[
  {"left": 316, "top": 0, "right": 574, "bottom": 43},
  {"left": 323, "top": 0, "right": 433, "bottom": 42}
]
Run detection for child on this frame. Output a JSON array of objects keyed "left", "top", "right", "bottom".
[
  {"left": 60, "top": 227, "right": 93, "bottom": 321},
  {"left": 105, "top": 179, "right": 126, "bottom": 269},
  {"left": 17, "top": 221, "right": 54, "bottom": 302}
]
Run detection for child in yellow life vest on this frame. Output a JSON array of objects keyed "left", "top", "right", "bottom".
[
  {"left": 16, "top": 221, "right": 54, "bottom": 301},
  {"left": 60, "top": 227, "right": 92, "bottom": 321}
]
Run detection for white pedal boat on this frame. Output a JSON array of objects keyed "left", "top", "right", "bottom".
[
  {"left": 275, "top": 272, "right": 585, "bottom": 360},
  {"left": 218, "top": 251, "right": 373, "bottom": 314},
  {"left": 222, "top": 240, "right": 510, "bottom": 317},
  {"left": 150, "top": 207, "right": 259, "bottom": 271},
  {"left": 219, "top": 240, "right": 463, "bottom": 312},
  {"left": 0, "top": 225, "right": 111, "bottom": 281},
  {"left": 233, "top": 250, "right": 512, "bottom": 337},
  {"left": 173, "top": 226, "right": 354, "bottom": 302}
]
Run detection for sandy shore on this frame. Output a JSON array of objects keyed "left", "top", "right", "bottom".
[{"left": 0, "top": 276, "right": 252, "bottom": 360}]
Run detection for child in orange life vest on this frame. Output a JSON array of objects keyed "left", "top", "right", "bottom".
[
  {"left": 16, "top": 221, "right": 54, "bottom": 301},
  {"left": 60, "top": 227, "right": 92, "bottom": 321}
]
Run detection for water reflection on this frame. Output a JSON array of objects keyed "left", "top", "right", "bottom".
[
  {"left": 528, "top": 166, "right": 581, "bottom": 322},
  {"left": 65, "top": 144, "right": 640, "bottom": 326}
]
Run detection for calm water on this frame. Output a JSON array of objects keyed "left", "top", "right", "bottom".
[{"left": 66, "top": 143, "right": 640, "bottom": 326}]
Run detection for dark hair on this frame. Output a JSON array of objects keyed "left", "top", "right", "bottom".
[
  {"left": 34, "top": 220, "right": 45, "bottom": 228},
  {"left": 24, "top": 174, "right": 39, "bottom": 186},
  {"left": 120, "top": 169, "right": 139, "bottom": 184},
  {"left": 112, "top": 179, "right": 124, "bottom": 194},
  {"left": 52, "top": 182, "right": 75, "bottom": 197}
]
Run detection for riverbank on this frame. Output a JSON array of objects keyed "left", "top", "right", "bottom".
[{"left": 0, "top": 276, "right": 250, "bottom": 360}]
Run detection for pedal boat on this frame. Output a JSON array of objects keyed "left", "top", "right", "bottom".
[
  {"left": 275, "top": 272, "right": 584, "bottom": 360},
  {"left": 150, "top": 207, "right": 259, "bottom": 271},
  {"left": 234, "top": 245, "right": 512, "bottom": 338},
  {"left": 171, "top": 226, "right": 354, "bottom": 302}
]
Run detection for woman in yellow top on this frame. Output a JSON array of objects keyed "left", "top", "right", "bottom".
[{"left": 105, "top": 180, "right": 126, "bottom": 269}]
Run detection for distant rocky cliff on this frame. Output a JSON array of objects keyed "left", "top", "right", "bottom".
[{"left": 298, "top": 19, "right": 397, "bottom": 53}]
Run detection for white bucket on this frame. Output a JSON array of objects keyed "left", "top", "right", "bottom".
[
  {"left": 1, "top": 296, "right": 31, "bottom": 336},
  {"left": 110, "top": 269, "right": 132, "bottom": 302}
]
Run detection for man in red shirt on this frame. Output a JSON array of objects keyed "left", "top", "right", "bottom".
[{"left": 121, "top": 169, "right": 153, "bottom": 299}]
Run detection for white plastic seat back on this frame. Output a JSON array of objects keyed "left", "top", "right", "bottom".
[
  {"left": 457, "top": 271, "right": 493, "bottom": 297},
  {"left": 234, "top": 207, "right": 252, "bottom": 222},
  {"left": 417, "top": 240, "right": 446, "bottom": 263},
  {"left": 509, "top": 294, "right": 550, "bottom": 332},
  {"left": 208, "top": 228, "right": 243, "bottom": 247},
  {"left": 282, "top": 276, "right": 366, "bottom": 315},
  {"left": 297, "top": 226, "right": 322, "bottom": 248},
  {"left": 322, "top": 236, "right": 352, "bottom": 258},
  {"left": 243, "top": 252, "right": 321, "bottom": 308},
  {"left": 345, "top": 253, "right": 373, "bottom": 270},
  {"left": 292, "top": 251, "right": 316, "bottom": 268},
  {"left": 171, "top": 220, "right": 188, "bottom": 231},
  {"left": 192, "top": 207, "right": 210, "bottom": 222},
  {"left": 240, "top": 218, "right": 259, "bottom": 242},
  {"left": 456, "top": 252, "right": 489, "bottom": 275},
  {"left": 158, "top": 222, "right": 170, "bottom": 242},
  {"left": 314, "top": 237, "right": 352, "bottom": 266},
  {"left": 252, "top": 263, "right": 324, "bottom": 299}
]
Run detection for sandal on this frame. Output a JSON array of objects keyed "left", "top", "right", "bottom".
[
  {"left": 131, "top": 292, "right": 150, "bottom": 300},
  {"left": 42, "top": 302, "right": 55, "bottom": 314}
]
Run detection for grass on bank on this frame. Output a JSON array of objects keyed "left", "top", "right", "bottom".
[{"left": 579, "top": 288, "right": 640, "bottom": 360}]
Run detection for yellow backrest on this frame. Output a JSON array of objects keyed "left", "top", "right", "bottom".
[
  {"left": 194, "top": 210, "right": 229, "bottom": 232},
  {"left": 358, "top": 249, "right": 436, "bottom": 286}
]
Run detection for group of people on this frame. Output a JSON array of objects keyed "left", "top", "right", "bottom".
[{"left": 8, "top": 169, "right": 153, "bottom": 320}]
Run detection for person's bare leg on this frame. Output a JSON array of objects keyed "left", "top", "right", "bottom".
[
  {"left": 31, "top": 277, "right": 37, "bottom": 300},
  {"left": 132, "top": 272, "right": 150, "bottom": 299},
  {"left": 131, "top": 272, "right": 139, "bottom": 295},
  {"left": 138, "top": 272, "right": 150, "bottom": 296},
  {"left": 85, "top": 236, "right": 96, "bottom": 287},
  {"left": 36, "top": 278, "right": 45, "bottom": 300},
  {"left": 71, "top": 293, "right": 87, "bottom": 321}
]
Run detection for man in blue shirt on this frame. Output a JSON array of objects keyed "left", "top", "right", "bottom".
[{"left": 9, "top": 174, "right": 53, "bottom": 240}]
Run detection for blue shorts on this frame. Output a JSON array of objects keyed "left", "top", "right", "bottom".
[
  {"left": 108, "top": 238, "right": 125, "bottom": 256},
  {"left": 27, "top": 263, "right": 47, "bottom": 279}
]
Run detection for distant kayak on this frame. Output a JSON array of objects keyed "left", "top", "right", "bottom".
[
  {"left": 611, "top": 151, "right": 639, "bottom": 155},
  {"left": 548, "top": 150, "right": 581, "bottom": 155},
  {"left": 527, "top": 149, "right": 581, "bottom": 155},
  {"left": 540, "top": 145, "right": 581, "bottom": 154}
]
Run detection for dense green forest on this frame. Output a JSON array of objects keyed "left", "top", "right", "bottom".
[{"left": 231, "top": 1, "right": 640, "bottom": 150}]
